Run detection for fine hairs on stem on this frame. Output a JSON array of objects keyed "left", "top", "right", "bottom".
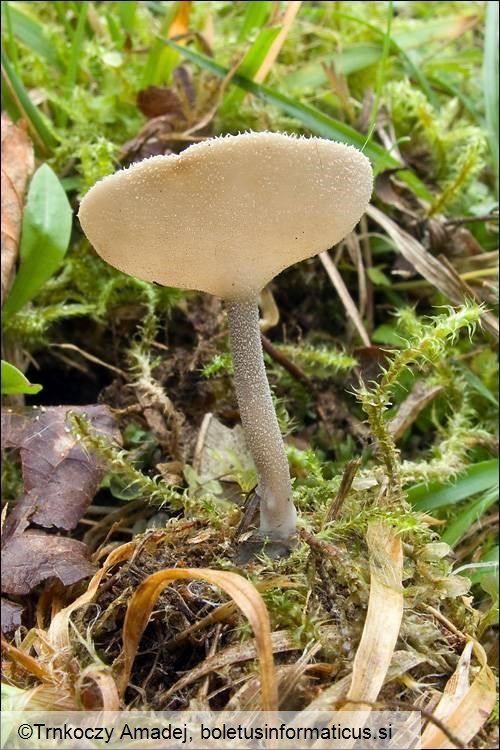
[{"left": 227, "top": 298, "right": 296, "bottom": 540}]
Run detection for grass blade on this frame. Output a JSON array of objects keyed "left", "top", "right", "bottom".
[
  {"left": 1, "top": 2, "right": 61, "bottom": 68},
  {"left": 407, "top": 459, "right": 499, "bottom": 512},
  {"left": 441, "top": 486, "right": 499, "bottom": 547},
  {"left": 238, "top": 0, "right": 272, "bottom": 41},
  {"left": 118, "top": 1, "right": 138, "bottom": 35},
  {"left": 1, "top": 47, "right": 57, "bottom": 153},
  {"left": 362, "top": 0, "right": 393, "bottom": 151},
  {"left": 60, "top": 0, "right": 88, "bottom": 127},
  {"left": 223, "top": 27, "right": 281, "bottom": 110},
  {"left": 2, "top": 1, "right": 19, "bottom": 72},
  {"left": 142, "top": 2, "right": 179, "bottom": 87},
  {"left": 421, "top": 641, "right": 496, "bottom": 749},
  {"left": 253, "top": 1, "right": 302, "bottom": 84},
  {"left": 329, "top": 10, "right": 439, "bottom": 108}
]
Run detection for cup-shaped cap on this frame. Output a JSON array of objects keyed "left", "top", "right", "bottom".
[{"left": 79, "top": 132, "right": 373, "bottom": 300}]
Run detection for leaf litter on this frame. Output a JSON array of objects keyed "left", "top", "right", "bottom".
[{"left": 1, "top": 405, "right": 119, "bottom": 631}]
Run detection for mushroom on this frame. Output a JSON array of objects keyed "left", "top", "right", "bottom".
[{"left": 78, "top": 132, "right": 373, "bottom": 545}]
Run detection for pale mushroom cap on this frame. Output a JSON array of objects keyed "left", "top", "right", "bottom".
[{"left": 78, "top": 132, "right": 373, "bottom": 300}]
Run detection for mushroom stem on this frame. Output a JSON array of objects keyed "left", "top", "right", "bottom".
[{"left": 226, "top": 297, "right": 296, "bottom": 540}]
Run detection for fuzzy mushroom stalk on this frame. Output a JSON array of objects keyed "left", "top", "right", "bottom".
[
  {"left": 227, "top": 297, "right": 295, "bottom": 539},
  {"left": 78, "top": 131, "right": 373, "bottom": 548}
]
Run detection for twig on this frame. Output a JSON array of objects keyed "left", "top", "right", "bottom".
[
  {"left": 322, "top": 458, "right": 361, "bottom": 526},
  {"left": 421, "top": 603, "right": 468, "bottom": 643},
  {"left": 261, "top": 333, "right": 314, "bottom": 389},
  {"left": 49, "top": 343, "right": 127, "bottom": 378},
  {"left": 445, "top": 213, "right": 498, "bottom": 226}
]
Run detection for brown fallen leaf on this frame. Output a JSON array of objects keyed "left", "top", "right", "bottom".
[
  {"left": 1, "top": 597, "right": 24, "bottom": 634},
  {"left": 1, "top": 531, "right": 95, "bottom": 597},
  {"left": 1, "top": 405, "right": 120, "bottom": 533},
  {"left": 388, "top": 381, "right": 444, "bottom": 441},
  {"left": 1, "top": 405, "right": 119, "bottom": 631},
  {"left": 168, "top": 0, "right": 192, "bottom": 39},
  {"left": 1, "top": 113, "right": 35, "bottom": 305},
  {"left": 137, "top": 86, "right": 186, "bottom": 119}
]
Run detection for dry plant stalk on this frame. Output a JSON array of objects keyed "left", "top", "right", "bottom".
[
  {"left": 421, "top": 640, "right": 496, "bottom": 749},
  {"left": 115, "top": 567, "right": 278, "bottom": 711},
  {"left": 343, "top": 522, "right": 404, "bottom": 708}
]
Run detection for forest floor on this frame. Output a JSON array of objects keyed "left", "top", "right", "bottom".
[{"left": 1, "top": 2, "right": 498, "bottom": 748}]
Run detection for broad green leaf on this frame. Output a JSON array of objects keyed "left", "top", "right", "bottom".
[
  {"left": 1, "top": 361, "right": 42, "bottom": 395},
  {"left": 284, "top": 45, "right": 382, "bottom": 93},
  {"left": 442, "top": 486, "right": 499, "bottom": 547},
  {"left": 408, "top": 460, "right": 499, "bottom": 512},
  {"left": 3, "top": 164, "right": 72, "bottom": 319}
]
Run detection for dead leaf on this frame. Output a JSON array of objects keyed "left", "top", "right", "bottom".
[
  {"left": 374, "top": 170, "right": 421, "bottom": 217},
  {"left": 388, "top": 381, "right": 444, "bottom": 440},
  {"left": 193, "top": 413, "right": 254, "bottom": 484},
  {"left": 366, "top": 205, "right": 498, "bottom": 339},
  {"left": 1, "top": 531, "right": 95, "bottom": 596},
  {"left": 343, "top": 522, "right": 404, "bottom": 708},
  {"left": 1, "top": 597, "right": 23, "bottom": 634},
  {"left": 47, "top": 540, "right": 136, "bottom": 653},
  {"left": 168, "top": 1, "right": 192, "bottom": 39},
  {"left": 137, "top": 86, "right": 185, "bottom": 119},
  {"left": 78, "top": 668, "right": 121, "bottom": 711},
  {"left": 305, "top": 649, "right": 427, "bottom": 710},
  {"left": 121, "top": 66, "right": 213, "bottom": 164},
  {"left": 1, "top": 405, "right": 120, "bottom": 533},
  {"left": 1, "top": 406, "right": 118, "bottom": 621},
  {"left": 259, "top": 285, "right": 280, "bottom": 332},
  {"left": 1, "top": 113, "right": 35, "bottom": 305},
  {"left": 159, "top": 625, "right": 329, "bottom": 705},
  {"left": 421, "top": 641, "right": 496, "bottom": 748}
]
